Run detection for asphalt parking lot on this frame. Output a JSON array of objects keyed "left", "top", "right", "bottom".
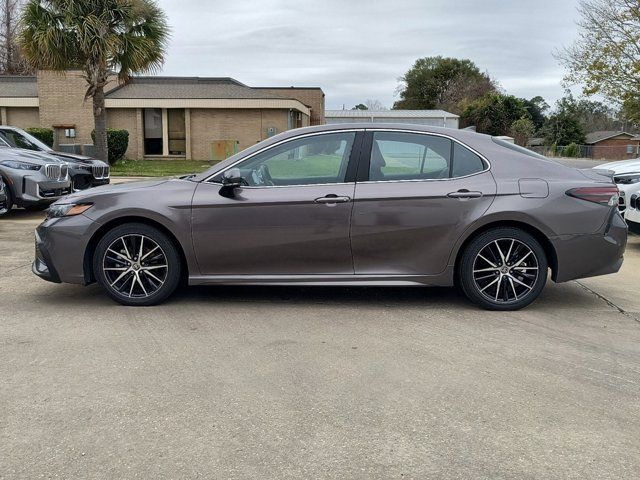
[{"left": 2, "top": 177, "right": 640, "bottom": 478}]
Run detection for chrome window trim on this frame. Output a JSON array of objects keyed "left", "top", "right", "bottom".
[
  {"left": 204, "top": 129, "right": 362, "bottom": 184},
  {"left": 362, "top": 128, "right": 491, "bottom": 184}
]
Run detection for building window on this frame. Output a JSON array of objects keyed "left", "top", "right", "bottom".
[
  {"left": 143, "top": 108, "right": 163, "bottom": 155},
  {"left": 628, "top": 145, "right": 635, "bottom": 155}
]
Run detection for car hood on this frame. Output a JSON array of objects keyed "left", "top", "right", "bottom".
[
  {"left": 50, "top": 151, "right": 107, "bottom": 167},
  {"left": 594, "top": 158, "right": 640, "bottom": 172},
  {"left": 60, "top": 178, "right": 171, "bottom": 203},
  {"left": 0, "top": 147, "right": 67, "bottom": 166}
]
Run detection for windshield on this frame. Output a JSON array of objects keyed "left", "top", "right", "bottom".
[
  {"left": 491, "top": 137, "right": 549, "bottom": 161},
  {"left": 0, "top": 128, "right": 52, "bottom": 152}
]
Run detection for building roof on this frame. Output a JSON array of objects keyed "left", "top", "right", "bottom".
[
  {"left": 106, "top": 77, "right": 299, "bottom": 100},
  {"left": 585, "top": 130, "right": 637, "bottom": 144},
  {"left": 0, "top": 76, "right": 37, "bottom": 97},
  {"left": 325, "top": 109, "right": 460, "bottom": 119}
]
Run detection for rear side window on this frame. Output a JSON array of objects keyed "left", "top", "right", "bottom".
[
  {"left": 370, "top": 132, "right": 452, "bottom": 181},
  {"left": 452, "top": 143, "right": 486, "bottom": 177}
]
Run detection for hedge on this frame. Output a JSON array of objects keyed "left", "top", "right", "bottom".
[
  {"left": 92, "top": 128, "right": 129, "bottom": 164},
  {"left": 26, "top": 128, "right": 54, "bottom": 148}
]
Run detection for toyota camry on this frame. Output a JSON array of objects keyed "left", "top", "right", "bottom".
[{"left": 33, "top": 124, "right": 627, "bottom": 310}]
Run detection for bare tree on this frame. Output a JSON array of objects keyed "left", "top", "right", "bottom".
[
  {"left": 557, "top": 0, "right": 640, "bottom": 120},
  {"left": 0, "top": 0, "right": 31, "bottom": 74},
  {"left": 365, "top": 99, "right": 387, "bottom": 111}
]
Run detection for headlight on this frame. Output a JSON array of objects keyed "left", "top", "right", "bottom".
[
  {"left": 0, "top": 160, "right": 41, "bottom": 171},
  {"left": 47, "top": 203, "right": 93, "bottom": 218}
]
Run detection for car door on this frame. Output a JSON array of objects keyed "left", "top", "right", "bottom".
[
  {"left": 191, "top": 130, "right": 361, "bottom": 276},
  {"left": 351, "top": 130, "right": 497, "bottom": 275}
]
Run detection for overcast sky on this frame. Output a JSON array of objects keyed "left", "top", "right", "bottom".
[{"left": 157, "top": 0, "right": 581, "bottom": 110}]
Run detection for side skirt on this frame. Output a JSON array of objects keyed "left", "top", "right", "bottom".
[{"left": 188, "top": 271, "right": 454, "bottom": 287}]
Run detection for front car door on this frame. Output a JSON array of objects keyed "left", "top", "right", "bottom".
[
  {"left": 351, "top": 130, "right": 497, "bottom": 276},
  {"left": 191, "top": 130, "right": 361, "bottom": 276}
]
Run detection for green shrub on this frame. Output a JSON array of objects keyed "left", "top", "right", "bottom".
[
  {"left": 563, "top": 143, "right": 580, "bottom": 158},
  {"left": 91, "top": 129, "right": 129, "bottom": 164},
  {"left": 26, "top": 127, "right": 54, "bottom": 148}
]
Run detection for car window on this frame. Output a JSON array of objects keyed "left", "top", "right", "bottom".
[
  {"left": 217, "top": 132, "right": 356, "bottom": 187},
  {"left": 452, "top": 143, "right": 486, "bottom": 177},
  {"left": 0, "top": 130, "right": 41, "bottom": 151},
  {"left": 370, "top": 132, "right": 452, "bottom": 181}
]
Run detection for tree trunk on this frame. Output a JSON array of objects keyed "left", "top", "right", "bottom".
[{"left": 93, "top": 85, "right": 108, "bottom": 162}]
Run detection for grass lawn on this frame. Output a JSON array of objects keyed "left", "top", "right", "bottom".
[{"left": 110, "top": 159, "right": 219, "bottom": 177}]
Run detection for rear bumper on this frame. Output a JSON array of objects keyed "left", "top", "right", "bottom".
[{"left": 552, "top": 210, "right": 627, "bottom": 282}]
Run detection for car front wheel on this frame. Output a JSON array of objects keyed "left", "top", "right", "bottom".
[
  {"left": 0, "top": 179, "right": 13, "bottom": 217},
  {"left": 458, "top": 227, "right": 548, "bottom": 311},
  {"left": 93, "top": 223, "right": 182, "bottom": 306}
]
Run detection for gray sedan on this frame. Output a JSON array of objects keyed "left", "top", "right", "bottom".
[
  {"left": 0, "top": 146, "right": 71, "bottom": 215},
  {"left": 33, "top": 124, "right": 627, "bottom": 310}
]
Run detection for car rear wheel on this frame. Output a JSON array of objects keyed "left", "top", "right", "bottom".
[
  {"left": 458, "top": 227, "right": 548, "bottom": 311},
  {"left": 0, "top": 179, "right": 13, "bottom": 217},
  {"left": 93, "top": 223, "right": 182, "bottom": 306}
]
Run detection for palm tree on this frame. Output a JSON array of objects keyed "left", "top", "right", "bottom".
[{"left": 19, "top": 0, "right": 170, "bottom": 162}]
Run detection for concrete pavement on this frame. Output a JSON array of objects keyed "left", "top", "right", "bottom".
[{"left": 1, "top": 206, "right": 640, "bottom": 479}]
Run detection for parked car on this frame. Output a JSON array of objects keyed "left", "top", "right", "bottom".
[
  {"left": 593, "top": 158, "right": 640, "bottom": 217},
  {"left": 0, "top": 126, "right": 110, "bottom": 191},
  {"left": 33, "top": 124, "right": 627, "bottom": 310},
  {"left": 0, "top": 145, "right": 71, "bottom": 216}
]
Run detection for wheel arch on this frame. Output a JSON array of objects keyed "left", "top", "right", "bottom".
[
  {"left": 83, "top": 215, "right": 189, "bottom": 284},
  {"left": 452, "top": 219, "right": 559, "bottom": 283}
]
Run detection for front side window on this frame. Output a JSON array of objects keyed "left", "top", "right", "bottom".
[
  {"left": 370, "top": 132, "right": 452, "bottom": 181},
  {"left": 216, "top": 132, "right": 356, "bottom": 187}
]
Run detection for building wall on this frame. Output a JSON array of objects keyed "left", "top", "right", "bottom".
[
  {"left": 3, "top": 107, "right": 40, "bottom": 128},
  {"left": 189, "top": 108, "right": 290, "bottom": 160},
  {"left": 107, "top": 108, "right": 141, "bottom": 159},
  {"left": 589, "top": 138, "right": 640, "bottom": 160},
  {"left": 256, "top": 88, "right": 325, "bottom": 125},
  {"left": 37, "top": 70, "right": 119, "bottom": 147}
]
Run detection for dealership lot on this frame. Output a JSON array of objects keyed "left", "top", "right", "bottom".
[{"left": 2, "top": 196, "right": 640, "bottom": 479}]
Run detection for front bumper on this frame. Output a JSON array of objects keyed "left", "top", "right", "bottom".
[
  {"left": 32, "top": 214, "right": 99, "bottom": 285},
  {"left": 552, "top": 209, "right": 627, "bottom": 282},
  {"left": 12, "top": 173, "right": 72, "bottom": 207}
]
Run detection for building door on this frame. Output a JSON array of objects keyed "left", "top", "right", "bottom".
[
  {"left": 143, "top": 108, "right": 163, "bottom": 155},
  {"left": 167, "top": 109, "right": 186, "bottom": 155}
]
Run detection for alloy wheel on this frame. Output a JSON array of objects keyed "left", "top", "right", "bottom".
[
  {"left": 0, "top": 183, "right": 9, "bottom": 215},
  {"left": 472, "top": 238, "right": 539, "bottom": 304},
  {"left": 102, "top": 234, "right": 168, "bottom": 299}
]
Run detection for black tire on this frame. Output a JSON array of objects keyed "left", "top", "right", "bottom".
[
  {"left": 93, "top": 223, "right": 182, "bottom": 306},
  {"left": 0, "top": 178, "right": 13, "bottom": 217},
  {"left": 458, "top": 227, "right": 548, "bottom": 311}
]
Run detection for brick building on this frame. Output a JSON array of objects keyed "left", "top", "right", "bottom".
[
  {"left": 585, "top": 131, "right": 640, "bottom": 160},
  {"left": 0, "top": 71, "right": 325, "bottom": 160}
]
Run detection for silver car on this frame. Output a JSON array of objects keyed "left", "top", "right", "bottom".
[
  {"left": 0, "top": 145, "right": 71, "bottom": 215},
  {"left": 33, "top": 124, "right": 627, "bottom": 310}
]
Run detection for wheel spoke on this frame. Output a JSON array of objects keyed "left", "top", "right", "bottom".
[
  {"left": 110, "top": 270, "right": 130, "bottom": 287},
  {"left": 107, "top": 248, "right": 130, "bottom": 262},
  {"left": 494, "top": 240, "right": 506, "bottom": 264},
  {"left": 121, "top": 237, "right": 132, "bottom": 260},
  {"left": 478, "top": 254, "right": 498, "bottom": 268},
  {"left": 505, "top": 240, "right": 515, "bottom": 264},
  {"left": 508, "top": 276, "right": 518, "bottom": 300},
  {"left": 509, "top": 275, "right": 533, "bottom": 290},
  {"left": 479, "top": 276, "right": 500, "bottom": 293},
  {"left": 143, "top": 269, "right": 164, "bottom": 284},
  {"left": 141, "top": 246, "right": 159, "bottom": 261},
  {"left": 512, "top": 251, "right": 532, "bottom": 268}
]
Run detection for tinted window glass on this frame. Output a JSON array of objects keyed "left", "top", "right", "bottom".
[
  {"left": 370, "top": 132, "right": 452, "bottom": 181},
  {"left": 217, "top": 132, "right": 356, "bottom": 186},
  {"left": 0, "top": 130, "right": 41, "bottom": 151},
  {"left": 452, "top": 143, "right": 486, "bottom": 177}
]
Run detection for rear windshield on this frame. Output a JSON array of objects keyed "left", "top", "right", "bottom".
[{"left": 491, "top": 137, "right": 549, "bottom": 160}]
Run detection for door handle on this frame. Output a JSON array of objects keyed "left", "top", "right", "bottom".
[
  {"left": 447, "top": 189, "right": 483, "bottom": 199},
  {"left": 314, "top": 195, "right": 351, "bottom": 204}
]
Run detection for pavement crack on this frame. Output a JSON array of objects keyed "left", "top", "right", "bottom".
[
  {"left": 575, "top": 280, "right": 640, "bottom": 324},
  {"left": 3, "top": 263, "right": 31, "bottom": 274}
]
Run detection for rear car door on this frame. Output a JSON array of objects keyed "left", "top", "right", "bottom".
[
  {"left": 191, "top": 131, "right": 361, "bottom": 276},
  {"left": 351, "top": 130, "right": 497, "bottom": 275}
]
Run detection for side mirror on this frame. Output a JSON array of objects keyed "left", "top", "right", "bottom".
[{"left": 222, "top": 168, "right": 243, "bottom": 187}]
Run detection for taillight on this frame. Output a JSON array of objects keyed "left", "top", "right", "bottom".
[{"left": 566, "top": 186, "right": 620, "bottom": 206}]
